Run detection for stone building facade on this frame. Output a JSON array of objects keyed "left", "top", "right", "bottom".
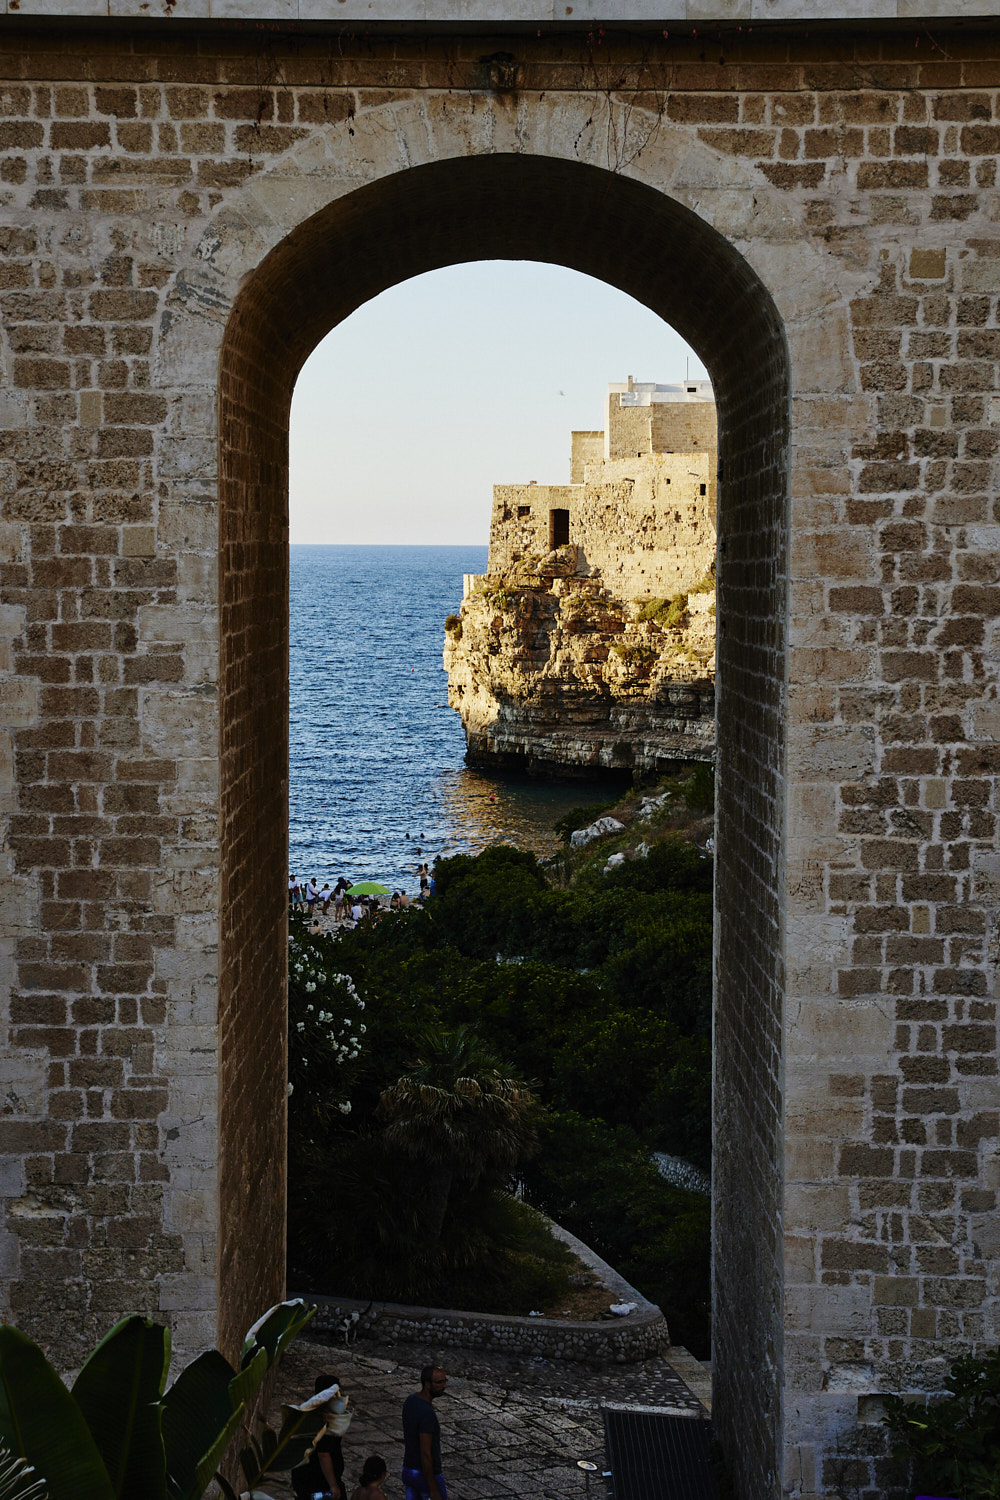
[
  {"left": 444, "top": 380, "right": 718, "bottom": 777},
  {"left": 485, "top": 378, "right": 717, "bottom": 599},
  {"left": 0, "top": 10, "right": 999, "bottom": 1500}
]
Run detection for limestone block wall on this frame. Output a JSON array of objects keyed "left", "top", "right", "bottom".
[
  {"left": 0, "top": 19, "right": 998, "bottom": 1500},
  {"left": 606, "top": 391, "right": 717, "bottom": 458},
  {"left": 490, "top": 453, "right": 715, "bottom": 600},
  {"left": 650, "top": 402, "right": 719, "bottom": 455},
  {"left": 570, "top": 430, "right": 603, "bottom": 483}
]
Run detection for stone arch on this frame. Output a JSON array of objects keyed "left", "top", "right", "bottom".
[{"left": 183, "top": 93, "right": 851, "bottom": 1500}]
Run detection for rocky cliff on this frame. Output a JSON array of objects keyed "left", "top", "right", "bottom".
[{"left": 444, "top": 545, "right": 715, "bottom": 780}]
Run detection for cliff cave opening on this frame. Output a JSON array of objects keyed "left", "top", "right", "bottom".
[{"left": 217, "top": 152, "right": 789, "bottom": 1445}]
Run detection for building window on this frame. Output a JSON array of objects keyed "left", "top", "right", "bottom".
[
  {"left": 518, "top": 505, "right": 531, "bottom": 517},
  {"left": 550, "top": 508, "right": 570, "bottom": 549},
  {"left": 699, "top": 483, "right": 707, "bottom": 496}
]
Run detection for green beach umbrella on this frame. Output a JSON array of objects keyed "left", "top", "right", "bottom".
[{"left": 346, "top": 881, "right": 391, "bottom": 896}]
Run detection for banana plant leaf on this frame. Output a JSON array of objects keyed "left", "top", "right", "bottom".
[
  {"left": 240, "top": 1302, "right": 315, "bottom": 1373},
  {"left": 0, "top": 1326, "right": 115, "bottom": 1500},
  {"left": 72, "top": 1317, "right": 169, "bottom": 1500},
  {"left": 161, "top": 1351, "right": 245, "bottom": 1500},
  {"left": 228, "top": 1348, "right": 267, "bottom": 1416},
  {"left": 237, "top": 1391, "right": 338, "bottom": 1486}
]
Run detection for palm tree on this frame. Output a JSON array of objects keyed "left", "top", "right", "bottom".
[{"left": 379, "top": 1024, "right": 537, "bottom": 1243}]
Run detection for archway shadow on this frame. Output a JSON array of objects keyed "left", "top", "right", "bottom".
[{"left": 218, "top": 152, "right": 789, "bottom": 1498}]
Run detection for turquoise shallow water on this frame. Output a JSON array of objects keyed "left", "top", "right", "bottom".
[{"left": 289, "top": 545, "right": 617, "bottom": 895}]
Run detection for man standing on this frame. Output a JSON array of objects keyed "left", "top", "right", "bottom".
[{"left": 401, "top": 1364, "right": 448, "bottom": 1500}]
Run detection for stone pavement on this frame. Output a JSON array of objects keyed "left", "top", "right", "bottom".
[{"left": 264, "top": 1337, "right": 708, "bottom": 1500}]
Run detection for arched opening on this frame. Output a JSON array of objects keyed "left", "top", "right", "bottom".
[{"left": 217, "top": 152, "right": 789, "bottom": 1494}]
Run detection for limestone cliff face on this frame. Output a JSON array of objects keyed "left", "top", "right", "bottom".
[{"left": 444, "top": 547, "right": 715, "bottom": 779}]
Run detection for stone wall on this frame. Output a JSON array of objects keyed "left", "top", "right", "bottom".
[
  {"left": 489, "top": 449, "right": 715, "bottom": 601},
  {"left": 0, "top": 19, "right": 999, "bottom": 1499},
  {"left": 607, "top": 392, "right": 718, "bottom": 459},
  {"left": 570, "top": 431, "right": 604, "bottom": 484}
]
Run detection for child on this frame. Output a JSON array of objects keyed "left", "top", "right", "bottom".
[{"left": 351, "top": 1455, "right": 388, "bottom": 1500}]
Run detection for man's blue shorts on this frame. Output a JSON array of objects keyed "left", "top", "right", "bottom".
[{"left": 401, "top": 1468, "right": 448, "bottom": 1500}]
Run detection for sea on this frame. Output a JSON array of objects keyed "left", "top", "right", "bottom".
[{"left": 289, "top": 545, "right": 617, "bottom": 895}]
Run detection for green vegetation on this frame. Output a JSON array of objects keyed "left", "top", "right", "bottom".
[
  {"left": 287, "top": 783, "right": 714, "bottom": 1353},
  {"left": 637, "top": 567, "right": 715, "bottom": 633},
  {"left": 0, "top": 1300, "right": 320, "bottom": 1500},
  {"left": 883, "top": 1348, "right": 1000, "bottom": 1500},
  {"left": 685, "top": 761, "right": 715, "bottom": 813},
  {"left": 611, "top": 640, "right": 658, "bottom": 669},
  {"left": 444, "top": 613, "right": 462, "bottom": 639},
  {"left": 637, "top": 593, "right": 689, "bottom": 629}
]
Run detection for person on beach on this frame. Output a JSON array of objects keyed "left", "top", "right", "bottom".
[
  {"left": 333, "top": 877, "right": 350, "bottom": 921},
  {"left": 399, "top": 889, "right": 410, "bottom": 910},
  {"left": 351, "top": 1456, "right": 388, "bottom": 1500},
  {"left": 291, "top": 1374, "right": 349, "bottom": 1500},
  {"left": 289, "top": 875, "right": 301, "bottom": 909},
  {"left": 350, "top": 899, "right": 364, "bottom": 925},
  {"left": 390, "top": 891, "right": 401, "bottom": 911},
  {"left": 417, "top": 863, "right": 429, "bottom": 899},
  {"left": 319, "top": 882, "right": 332, "bottom": 913},
  {"left": 401, "top": 1365, "right": 448, "bottom": 1500},
  {"left": 305, "top": 878, "right": 320, "bottom": 916}
]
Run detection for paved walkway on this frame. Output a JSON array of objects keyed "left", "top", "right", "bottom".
[{"left": 265, "top": 1336, "right": 708, "bottom": 1500}]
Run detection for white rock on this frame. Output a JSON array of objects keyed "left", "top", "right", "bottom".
[
  {"left": 604, "top": 852, "right": 626, "bottom": 871},
  {"left": 570, "top": 816, "right": 625, "bottom": 848}
]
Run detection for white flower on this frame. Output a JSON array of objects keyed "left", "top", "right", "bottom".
[
  {"left": 359, "top": 1025, "right": 366, "bottom": 1034},
  {"left": 305, "top": 982, "right": 316, "bottom": 993},
  {"left": 357, "top": 1000, "right": 365, "bottom": 1010},
  {"left": 296, "top": 1022, "right": 305, "bottom": 1032},
  {"left": 338, "top": 1101, "right": 352, "bottom": 1114},
  {"left": 287, "top": 1082, "right": 294, "bottom": 1096}
]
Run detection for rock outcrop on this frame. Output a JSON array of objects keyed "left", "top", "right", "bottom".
[
  {"left": 444, "top": 379, "right": 718, "bottom": 780},
  {"left": 444, "top": 558, "right": 715, "bottom": 780}
]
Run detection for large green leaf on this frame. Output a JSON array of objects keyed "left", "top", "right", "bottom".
[
  {"left": 228, "top": 1347, "right": 267, "bottom": 1416},
  {"left": 71, "top": 1317, "right": 169, "bottom": 1500},
  {"left": 161, "top": 1352, "right": 244, "bottom": 1500},
  {"left": 240, "top": 1391, "right": 338, "bottom": 1485},
  {"left": 240, "top": 1301, "right": 315, "bottom": 1372},
  {"left": 0, "top": 1326, "right": 115, "bottom": 1500}
]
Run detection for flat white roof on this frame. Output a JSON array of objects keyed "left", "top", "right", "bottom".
[
  {"left": 610, "top": 380, "right": 715, "bottom": 407},
  {"left": 2, "top": 2, "right": 998, "bottom": 21}
]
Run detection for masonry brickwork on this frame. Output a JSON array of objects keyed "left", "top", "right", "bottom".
[{"left": 0, "top": 19, "right": 999, "bottom": 1500}]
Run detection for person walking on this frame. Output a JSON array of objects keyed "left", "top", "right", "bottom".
[
  {"left": 401, "top": 1365, "right": 448, "bottom": 1500},
  {"left": 291, "top": 1374, "right": 350, "bottom": 1500}
]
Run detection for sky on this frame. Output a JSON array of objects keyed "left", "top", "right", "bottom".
[{"left": 289, "top": 260, "right": 707, "bottom": 547}]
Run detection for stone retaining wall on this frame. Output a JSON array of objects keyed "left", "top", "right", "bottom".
[{"left": 306, "top": 1294, "right": 670, "bottom": 1367}]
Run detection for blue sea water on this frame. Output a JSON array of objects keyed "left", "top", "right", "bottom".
[{"left": 289, "top": 545, "right": 616, "bottom": 894}]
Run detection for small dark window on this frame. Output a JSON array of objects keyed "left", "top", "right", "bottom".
[
  {"left": 550, "top": 508, "right": 570, "bottom": 549},
  {"left": 687, "top": 386, "right": 697, "bottom": 393},
  {"left": 665, "top": 476, "right": 671, "bottom": 484},
  {"left": 517, "top": 505, "right": 531, "bottom": 517},
  {"left": 700, "top": 483, "right": 707, "bottom": 496}
]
